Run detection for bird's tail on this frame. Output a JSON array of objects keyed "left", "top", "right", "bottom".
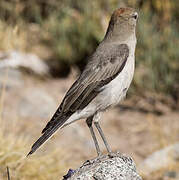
[{"left": 27, "top": 114, "right": 70, "bottom": 156}]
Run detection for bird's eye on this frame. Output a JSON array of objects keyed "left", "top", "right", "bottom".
[{"left": 132, "top": 12, "right": 138, "bottom": 20}]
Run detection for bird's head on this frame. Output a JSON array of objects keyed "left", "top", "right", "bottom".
[{"left": 105, "top": 8, "right": 138, "bottom": 41}]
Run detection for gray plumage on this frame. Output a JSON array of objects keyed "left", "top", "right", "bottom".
[{"left": 27, "top": 7, "right": 138, "bottom": 156}]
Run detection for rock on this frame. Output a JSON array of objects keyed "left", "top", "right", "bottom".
[
  {"left": 64, "top": 153, "right": 142, "bottom": 180},
  {"left": 0, "top": 50, "right": 49, "bottom": 76},
  {"left": 138, "top": 143, "right": 179, "bottom": 176},
  {"left": 18, "top": 88, "right": 57, "bottom": 118},
  {"left": 164, "top": 171, "right": 179, "bottom": 179},
  {"left": 0, "top": 68, "right": 24, "bottom": 90}
]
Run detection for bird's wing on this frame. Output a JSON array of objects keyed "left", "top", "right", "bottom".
[
  {"left": 42, "top": 43, "right": 129, "bottom": 132},
  {"left": 27, "top": 43, "right": 129, "bottom": 156}
]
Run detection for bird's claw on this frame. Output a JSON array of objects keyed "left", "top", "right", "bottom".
[
  {"left": 82, "top": 154, "right": 104, "bottom": 166},
  {"left": 108, "top": 151, "right": 122, "bottom": 158}
]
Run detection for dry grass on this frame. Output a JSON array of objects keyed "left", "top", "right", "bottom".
[
  {"left": 0, "top": 130, "right": 68, "bottom": 179},
  {"left": 0, "top": 72, "right": 68, "bottom": 180},
  {"left": 0, "top": 21, "right": 28, "bottom": 51},
  {"left": 0, "top": 77, "right": 178, "bottom": 180}
]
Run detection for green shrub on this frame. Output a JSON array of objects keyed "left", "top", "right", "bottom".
[{"left": 0, "top": 0, "right": 178, "bottom": 98}]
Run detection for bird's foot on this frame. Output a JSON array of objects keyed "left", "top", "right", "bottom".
[
  {"left": 82, "top": 154, "right": 105, "bottom": 166},
  {"left": 82, "top": 151, "right": 122, "bottom": 167},
  {"left": 108, "top": 151, "right": 122, "bottom": 158}
]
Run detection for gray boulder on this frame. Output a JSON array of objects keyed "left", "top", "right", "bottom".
[
  {"left": 138, "top": 143, "right": 179, "bottom": 176},
  {"left": 0, "top": 50, "right": 49, "bottom": 75},
  {"left": 64, "top": 152, "right": 142, "bottom": 180},
  {"left": 0, "top": 68, "right": 24, "bottom": 90}
]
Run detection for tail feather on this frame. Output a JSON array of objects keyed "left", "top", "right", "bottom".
[
  {"left": 27, "top": 115, "right": 69, "bottom": 156},
  {"left": 41, "top": 107, "right": 62, "bottom": 134}
]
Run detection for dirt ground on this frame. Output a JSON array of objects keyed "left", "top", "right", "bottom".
[{"left": 1, "top": 74, "right": 179, "bottom": 179}]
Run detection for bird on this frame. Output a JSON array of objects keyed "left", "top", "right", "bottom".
[{"left": 27, "top": 7, "right": 138, "bottom": 158}]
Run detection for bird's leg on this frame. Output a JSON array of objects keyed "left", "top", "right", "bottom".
[
  {"left": 83, "top": 116, "right": 103, "bottom": 166},
  {"left": 86, "top": 116, "right": 101, "bottom": 157},
  {"left": 94, "top": 121, "right": 113, "bottom": 156}
]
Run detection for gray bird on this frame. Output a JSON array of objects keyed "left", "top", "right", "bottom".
[{"left": 28, "top": 7, "right": 138, "bottom": 158}]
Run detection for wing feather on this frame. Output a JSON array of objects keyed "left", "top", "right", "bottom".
[
  {"left": 27, "top": 43, "right": 129, "bottom": 155},
  {"left": 43, "top": 43, "right": 129, "bottom": 133}
]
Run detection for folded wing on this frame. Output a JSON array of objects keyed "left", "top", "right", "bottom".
[{"left": 27, "top": 43, "right": 129, "bottom": 156}]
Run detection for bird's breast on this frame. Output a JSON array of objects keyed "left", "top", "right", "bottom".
[{"left": 95, "top": 50, "right": 135, "bottom": 110}]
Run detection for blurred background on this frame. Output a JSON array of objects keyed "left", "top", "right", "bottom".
[{"left": 0, "top": 0, "right": 178, "bottom": 179}]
